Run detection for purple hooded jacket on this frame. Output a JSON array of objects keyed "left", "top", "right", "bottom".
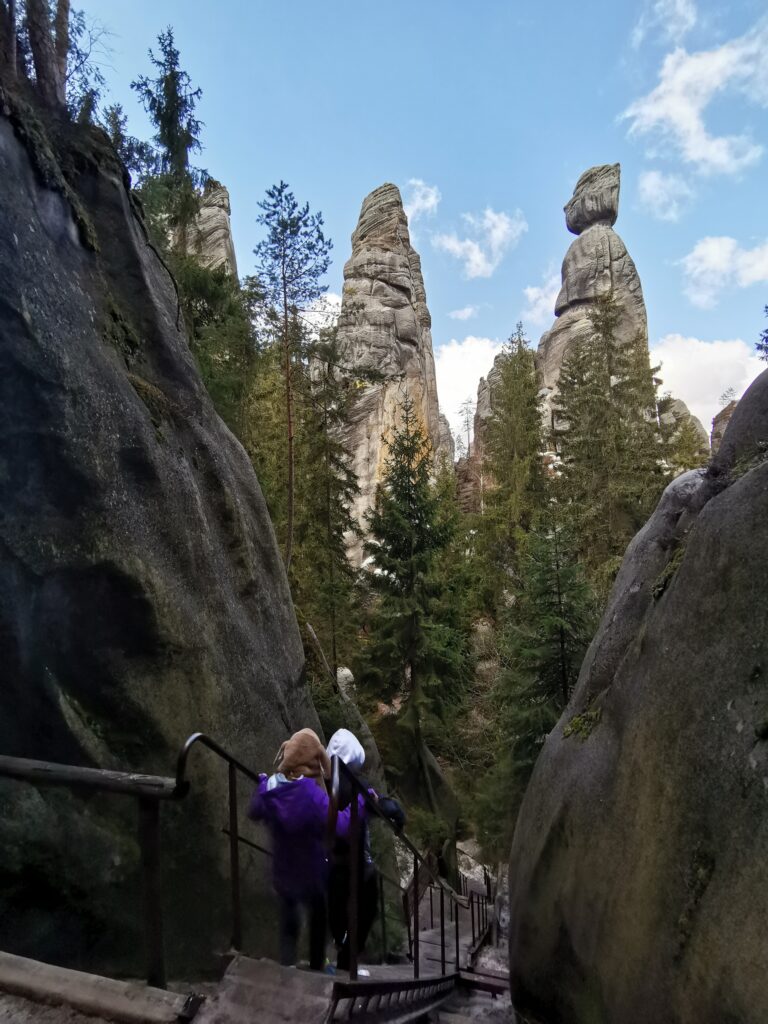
[{"left": 248, "top": 775, "right": 360, "bottom": 898}]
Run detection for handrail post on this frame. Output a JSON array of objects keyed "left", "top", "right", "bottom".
[
  {"left": 470, "top": 891, "right": 476, "bottom": 945},
  {"left": 413, "top": 852, "right": 419, "bottom": 980},
  {"left": 378, "top": 871, "right": 387, "bottom": 963},
  {"left": 439, "top": 886, "right": 445, "bottom": 976},
  {"left": 348, "top": 790, "right": 360, "bottom": 981},
  {"left": 429, "top": 886, "right": 434, "bottom": 929},
  {"left": 138, "top": 797, "right": 165, "bottom": 989},
  {"left": 228, "top": 763, "right": 242, "bottom": 950},
  {"left": 454, "top": 893, "right": 460, "bottom": 970}
]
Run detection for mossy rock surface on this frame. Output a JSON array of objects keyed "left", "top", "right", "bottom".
[
  {"left": 508, "top": 369, "right": 768, "bottom": 1023},
  {"left": 0, "top": 104, "right": 318, "bottom": 976}
]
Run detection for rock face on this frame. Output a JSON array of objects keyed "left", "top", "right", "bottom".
[
  {"left": 508, "top": 366, "right": 768, "bottom": 1023},
  {"left": 184, "top": 178, "right": 238, "bottom": 276},
  {"left": 0, "top": 107, "right": 315, "bottom": 973},
  {"left": 536, "top": 164, "right": 648, "bottom": 433},
  {"left": 711, "top": 399, "right": 738, "bottom": 453},
  {"left": 456, "top": 354, "right": 504, "bottom": 514},
  {"left": 337, "top": 184, "right": 452, "bottom": 562},
  {"left": 661, "top": 397, "right": 710, "bottom": 453}
]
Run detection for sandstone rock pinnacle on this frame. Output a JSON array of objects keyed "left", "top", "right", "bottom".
[
  {"left": 536, "top": 163, "right": 648, "bottom": 434},
  {"left": 184, "top": 178, "right": 239, "bottom": 276},
  {"left": 337, "top": 183, "right": 452, "bottom": 563}
]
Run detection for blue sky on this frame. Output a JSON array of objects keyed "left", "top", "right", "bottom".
[{"left": 81, "top": 0, "right": 768, "bottom": 437}]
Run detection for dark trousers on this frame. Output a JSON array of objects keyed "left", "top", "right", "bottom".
[
  {"left": 278, "top": 892, "right": 327, "bottom": 971},
  {"left": 329, "top": 865, "right": 379, "bottom": 970}
]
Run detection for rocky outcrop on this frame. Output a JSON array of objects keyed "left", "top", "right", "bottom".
[
  {"left": 536, "top": 164, "right": 648, "bottom": 434},
  {"left": 508, "top": 366, "right": 768, "bottom": 1023},
  {"left": 660, "top": 397, "right": 709, "bottom": 449},
  {"left": 337, "top": 184, "right": 452, "bottom": 562},
  {"left": 183, "top": 178, "right": 238, "bottom": 276},
  {"left": 456, "top": 354, "right": 504, "bottom": 514},
  {"left": 0, "top": 106, "right": 315, "bottom": 974},
  {"left": 711, "top": 399, "right": 738, "bottom": 453}
]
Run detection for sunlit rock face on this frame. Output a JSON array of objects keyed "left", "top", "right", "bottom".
[
  {"left": 508, "top": 368, "right": 768, "bottom": 1024},
  {"left": 536, "top": 163, "right": 648, "bottom": 435},
  {"left": 711, "top": 399, "right": 738, "bottom": 454},
  {"left": 0, "top": 110, "right": 315, "bottom": 974},
  {"left": 337, "top": 183, "right": 452, "bottom": 563},
  {"left": 182, "top": 178, "right": 238, "bottom": 276}
]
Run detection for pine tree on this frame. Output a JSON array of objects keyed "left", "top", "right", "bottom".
[
  {"left": 253, "top": 182, "right": 332, "bottom": 571},
  {"left": 362, "top": 395, "right": 464, "bottom": 812},
  {"left": 291, "top": 326, "right": 364, "bottom": 677}
]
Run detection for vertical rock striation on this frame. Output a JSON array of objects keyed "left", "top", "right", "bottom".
[
  {"left": 337, "top": 184, "right": 452, "bottom": 562},
  {"left": 535, "top": 163, "right": 648, "bottom": 435},
  {"left": 183, "top": 178, "right": 238, "bottom": 276}
]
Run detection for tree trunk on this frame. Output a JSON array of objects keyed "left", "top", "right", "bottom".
[
  {"left": 282, "top": 289, "right": 295, "bottom": 572},
  {"left": 0, "top": 0, "right": 16, "bottom": 79},
  {"left": 53, "top": 0, "right": 69, "bottom": 102},
  {"left": 25, "top": 0, "right": 63, "bottom": 106}
]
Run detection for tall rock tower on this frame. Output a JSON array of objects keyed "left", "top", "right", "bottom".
[
  {"left": 337, "top": 183, "right": 453, "bottom": 564},
  {"left": 181, "top": 178, "right": 239, "bottom": 277},
  {"left": 536, "top": 164, "right": 648, "bottom": 434}
]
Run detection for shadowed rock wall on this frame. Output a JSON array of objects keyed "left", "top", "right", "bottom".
[{"left": 0, "top": 101, "right": 317, "bottom": 974}]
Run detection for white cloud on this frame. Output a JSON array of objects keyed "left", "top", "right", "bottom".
[
  {"left": 650, "top": 334, "right": 763, "bottom": 429},
  {"left": 679, "top": 236, "right": 768, "bottom": 307},
  {"left": 622, "top": 18, "right": 768, "bottom": 175},
  {"left": 632, "top": 0, "right": 697, "bottom": 48},
  {"left": 448, "top": 305, "right": 479, "bottom": 321},
  {"left": 304, "top": 291, "right": 342, "bottom": 335},
  {"left": 403, "top": 179, "right": 441, "bottom": 224},
  {"left": 638, "top": 169, "right": 694, "bottom": 220},
  {"left": 433, "top": 207, "right": 527, "bottom": 279},
  {"left": 434, "top": 336, "right": 504, "bottom": 439},
  {"left": 522, "top": 269, "right": 560, "bottom": 328}
]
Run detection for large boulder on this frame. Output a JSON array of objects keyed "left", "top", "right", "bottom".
[
  {"left": 0, "top": 100, "right": 317, "bottom": 974},
  {"left": 508, "top": 367, "right": 768, "bottom": 1023}
]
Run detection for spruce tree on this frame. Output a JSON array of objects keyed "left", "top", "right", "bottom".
[
  {"left": 362, "top": 395, "right": 464, "bottom": 812},
  {"left": 555, "top": 291, "right": 666, "bottom": 594},
  {"left": 253, "top": 182, "right": 332, "bottom": 571},
  {"left": 482, "top": 323, "right": 544, "bottom": 592},
  {"left": 131, "top": 27, "right": 206, "bottom": 241},
  {"left": 475, "top": 498, "right": 595, "bottom": 858}
]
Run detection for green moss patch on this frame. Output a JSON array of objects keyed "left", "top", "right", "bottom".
[
  {"left": 563, "top": 707, "right": 602, "bottom": 740},
  {"left": 652, "top": 543, "right": 687, "bottom": 601}
]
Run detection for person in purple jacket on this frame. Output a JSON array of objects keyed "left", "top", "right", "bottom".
[{"left": 248, "top": 728, "right": 346, "bottom": 971}]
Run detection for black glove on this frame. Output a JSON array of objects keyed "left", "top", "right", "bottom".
[{"left": 378, "top": 796, "right": 406, "bottom": 833}]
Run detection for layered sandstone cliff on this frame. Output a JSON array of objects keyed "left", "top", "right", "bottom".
[
  {"left": 337, "top": 183, "right": 452, "bottom": 562},
  {"left": 536, "top": 164, "right": 648, "bottom": 434}
]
